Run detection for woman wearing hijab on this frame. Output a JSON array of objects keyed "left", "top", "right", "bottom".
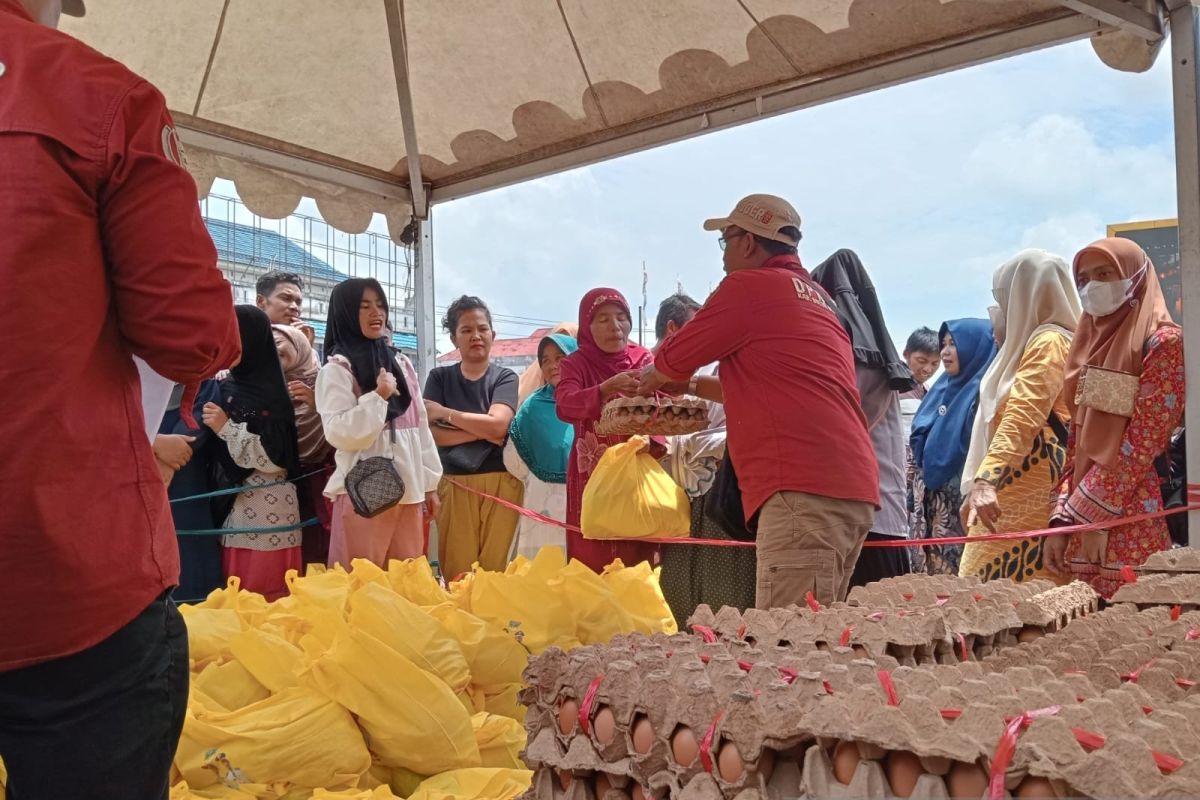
[
  {"left": 273, "top": 324, "right": 335, "bottom": 567},
  {"left": 958, "top": 250, "right": 1080, "bottom": 583},
  {"left": 316, "top": 278, "right": 442, "bottom": 570},
  {"left": 1044, "top": 239, "right": 1183, "bottom": 598},
  {"left": 503, "top": 333, "right": 578, "bottom": 560},
  {"left": 909, "top": 319, "right": 996, "bottom": 575},
  {"left": 556, "top": 288, "right": 663, "bottom": 572},
  {"left": 812, "top": 249, "right": 918, "bottom": 585},
  {"left": 202, "top": 305, "right": 302, "bottom": 600},
  {"left": 516, "top": 322, "right": 578, "bottom": 407}
]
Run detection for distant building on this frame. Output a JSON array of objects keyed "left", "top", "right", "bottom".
[
  {"left": 204, "top": 217, "right": 417, "bottom": 355},
  {"left": 1108, "top": 218, "right": 1183, "bottom": 323},
  {"left": 436, "top": 327, "right": 556, "bottom": 373}
]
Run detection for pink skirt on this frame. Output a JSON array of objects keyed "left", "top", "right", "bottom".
[
  {"left": 328, "top": 495, "right": 425, "bottom": 570},
  {"left": 222, "top": 546, "right": 302, "bottom": 601}
]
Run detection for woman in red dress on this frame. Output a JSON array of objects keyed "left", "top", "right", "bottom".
[
  {"left": 1046, "top": 238, "right": 1184, "bottom": 598},
  {"left": 556, "top": 288, "right": 663, "bottom": 572}
]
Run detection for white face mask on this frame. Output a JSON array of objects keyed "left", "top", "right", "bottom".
[
  {"left": 1079, "top": 263, "right": 1146, "bottom": 317},
  {"left": 987, "top": 304, "right": 1006, "bottom": 346}
]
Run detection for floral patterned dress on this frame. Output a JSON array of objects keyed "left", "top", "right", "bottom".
[
  {"left": 1060, "top": 327, "right": 1185, "bottom": 598},
  {"left": 556, "top": 350, "right": 662, "bottom": 573}
]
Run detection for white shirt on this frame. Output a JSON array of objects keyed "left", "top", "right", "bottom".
[{"left": 316, "top": 353, "right": 442, "bottom": 504}]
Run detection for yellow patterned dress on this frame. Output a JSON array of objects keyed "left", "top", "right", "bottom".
[{"left": 959, "top": 330, "right": 1071, "bottom": 584}]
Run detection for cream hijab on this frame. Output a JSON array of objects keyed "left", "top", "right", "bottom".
[{"left": 961, "top": 249, "right": 1081, "bottom": 492}]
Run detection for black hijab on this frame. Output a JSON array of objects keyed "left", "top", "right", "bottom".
[
  {"left": 324, "top": 278, "right": 412, "bottom": 421},
  {"left": 217, "top": 306, "right": 301, "bottom": 482},
  {"left": 811, "top": 249, "right": 917, "bottom": 392}
]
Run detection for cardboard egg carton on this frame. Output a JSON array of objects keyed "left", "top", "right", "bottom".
[
  {"left": 1140, "top": 548, "right": 1200, "bottom": 576},
  {"left": 1112, "top": 573, "right": 1200, "bottom": 610}
]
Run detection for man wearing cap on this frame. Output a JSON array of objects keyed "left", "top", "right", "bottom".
[
  {"left": 639, "top": 194, "right": 880, "bottom": 609},
  {"left": 0, "top": 1, "right": 240, "bottom": 796}
]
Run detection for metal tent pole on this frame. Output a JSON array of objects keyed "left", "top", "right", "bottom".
[
  {"left": 413, "top": 215, "right": 437, "bottom": 383},
  {"left": 1170, "top": 0, "right": 1200, "bottom": 545}
]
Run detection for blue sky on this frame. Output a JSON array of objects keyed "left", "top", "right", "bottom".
[
  {"left": 428, "top": 37, "right": 1178, "bottom": 349},
  {"left": 215, "top": 36, "right": 1178, "bottom": 351}
]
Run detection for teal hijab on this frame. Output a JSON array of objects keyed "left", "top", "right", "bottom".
[{"left": 510, "top": 334, "right": 578, "bottom": 484}]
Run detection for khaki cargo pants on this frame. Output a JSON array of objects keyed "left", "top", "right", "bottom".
[{"left": 755, "top": 491, "right": 874, "bottom": 609}]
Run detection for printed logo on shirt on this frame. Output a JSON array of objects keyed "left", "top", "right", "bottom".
[
  {"left": 792, "top": 277, "right": 831, "bottom": 311},
  {"left": 161, "top": 125, "right": 183, "bottom": 167}
]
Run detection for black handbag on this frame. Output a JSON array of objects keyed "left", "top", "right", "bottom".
[
  {"left": 440, "top": 439, "right": 494, "bottom": 474},
  {"left": 703, "top": 451, "right": 758, "bottom": 542},
  {"left": 345, "top": 425, "right": 406, "bottom": 518}
]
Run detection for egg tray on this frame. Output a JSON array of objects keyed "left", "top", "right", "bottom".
[
  {"left": 980, "top": 605, "right": 1200, "bottom": 680},
  {"left": 686, "top": 586, "right": 1099, "bottom": 668},
  {"left": 1111, "top": 573, "right": 1200, "bottom": 610},
  {"left": 522, "top": 609, "right": 1200, "bottom": 800},
  {"left": 1139, "top": 548, "right": 1200, "bottom": 576},
  {"left": 594, "top": 396, "right": 711, "bottom": 437}
]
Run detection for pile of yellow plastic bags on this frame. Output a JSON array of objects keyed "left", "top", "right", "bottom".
[{"left": 162, "top": 547, "right": 675, "bottom": 799}]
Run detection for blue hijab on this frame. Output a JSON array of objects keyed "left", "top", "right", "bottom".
[
  {"left": 510, "top": 334, "right": 578, "bottom": 484},
  {"left": 910, "top": 318, "right": 997, "bottom": 491}
]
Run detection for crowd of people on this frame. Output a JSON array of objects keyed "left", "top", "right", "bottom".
[
  {"left": 118, "top": 197, "right": 1200, "bottom": 620},
  {"left": 1, "top": 0, "right": 1191, "bottom": 792}
]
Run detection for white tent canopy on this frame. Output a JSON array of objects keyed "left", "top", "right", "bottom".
[{"left": 64, "top": 1, "right": 1200, "bottom": 542}]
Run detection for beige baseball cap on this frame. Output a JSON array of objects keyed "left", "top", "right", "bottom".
[
  {"left": 63, "top": 0, "right": 86, "bottom": 17},
  {"left": 703, "top": 193, "right": 802, "bottom": 246}
]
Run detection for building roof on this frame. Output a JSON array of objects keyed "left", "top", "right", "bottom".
[
  {"left": 204, "top": 217, "right": 345, "bottom": 283},
  {"left": 307, "top": 319, "right": 417, "bottom": 353},
  {"left": 437, "top": 327, "right": 552, "bottom": 363}
]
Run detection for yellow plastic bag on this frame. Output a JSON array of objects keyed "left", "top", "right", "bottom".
[
  {"left": 192, "top": 659, "right": 271, "bottom": 712},
  {"left": 406, "top": 769, "right": 532, "bottom": 800},
  {"left": 549, "top": 559, "right": 637, "bottom": 644},
  {"left": 228, "top": 626, "right": 304, "bottom": 693},
  {"left": 386, "top": 556, "right": 448, "bottom": 606},
  {"left": 179, "top": 606, "right": 244, "bottom": 667},
  {"left": 471, "top": 713, "right": 526, "bottom": 769},
  {"left": 482, "top": 683, "right": 525, "bottom": 721},
  {"left": 300, "top": 628, "right": 480, "bottom": 774},
  {"left": 468, "top": 565, "right": 581, "bottom": 655},
  {"left": 175, "top": 687, "right": 371, "bottom": 791},
  {"left": 193, "top": 577, "right": 270, "bottom": 628},
  {"left": 425, "top": 604, "right": 527, "bottom": 690},
  {"left": 580, "top": 436, "right": 690, "bottom": 540},
  {"left": 310, "top": 789, "right": 402, "bottom": 799},
  {"left": 347, "top": 582, "right": 471, "bottom": 693},
  {"left": 601, "top": 559, "right": 678, "bottom": 635},
  {"left": 284, "top": 567, "right": 351, "bottom": 613}
]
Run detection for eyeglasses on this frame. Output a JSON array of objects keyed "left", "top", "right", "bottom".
[{"left": 718, "top": 231, "right": 747, "bottom": 251}]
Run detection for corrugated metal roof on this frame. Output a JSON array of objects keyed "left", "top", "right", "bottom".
[
  {"left": 307, "top": 319, "right": 417, "bottom": 352},
  {"left": 204, "top": 217, "right": 345, "bottom": 283}
]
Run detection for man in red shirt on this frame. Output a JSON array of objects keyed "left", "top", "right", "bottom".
[
  {"left": 0, "top": 0, "right": 241, "bottom": 796},
  {"left": 640, "top": 194, "right": 879, "bottom": 609}
]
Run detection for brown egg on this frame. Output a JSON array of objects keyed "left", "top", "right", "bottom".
[
  {"left": 594, "top": 706, "right": 617, "bottom": 745},
  {"left": 832, "top": 740, "right": 860, "bottom": 785},
  {"left": 557, "top": 699, "right": 579, "bottom": 736},
  {"left": 717, "top": 740, "right": 746, "bottom": 783},
  {"left": 595, "top": 772, "right": 613, "bottom": 798},
  {"left": 671, "top": 725, "right": 700, "bottom": 767},
  {"left": 631, "top": 715, "right": 655, "bottom": 755},
  {"left": 1016, "top": 777, "right": 1059, "bottom": 798},
  {"left": 947, "top": 761, "right": 989, "bottom": 800},
  {"left": 631, "top": 784, "right": 648, "bottom": 800},
  {"left": 885, "top": 751, "right": 924, "bottom": 798},
  {"left": 556, "top": 768, "right": 573, "bottom": 791},
  {"left": 1018, "top": 626, "right": 1045, "bottom": 644}
]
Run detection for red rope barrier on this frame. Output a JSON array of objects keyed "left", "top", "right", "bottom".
[{"left": 446, "top": 479, "right": 1200, "bottom": 550}]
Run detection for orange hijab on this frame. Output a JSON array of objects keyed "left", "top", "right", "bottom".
[{"left": 1064, "top": 238, "right": 1176, "bottom": 483}]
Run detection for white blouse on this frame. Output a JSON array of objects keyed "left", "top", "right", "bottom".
[{"left": 316, "top": 353, "right": 442, "bottom": 505}]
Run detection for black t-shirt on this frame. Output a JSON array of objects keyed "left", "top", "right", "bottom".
[{"left": 424, "top": 363, "right": 519, "bottom": 475}]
